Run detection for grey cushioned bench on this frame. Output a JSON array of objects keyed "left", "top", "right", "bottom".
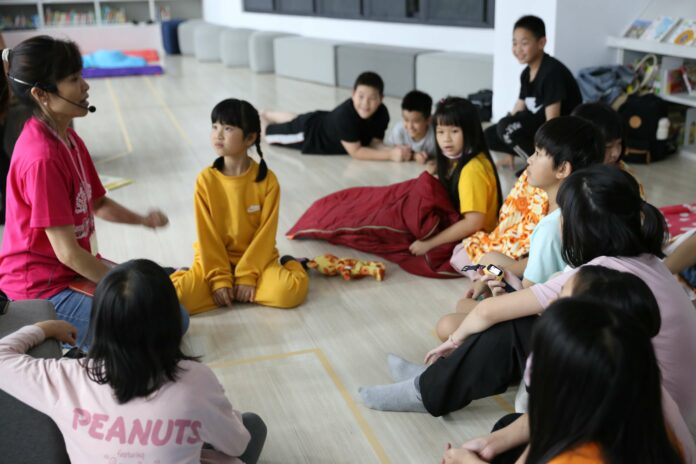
[
  {"left": 336, "top": 43, "right": 429, "bottom": 98},
  {"left": 177, "top": 19, "right": 206, "bottom": 56},
  {"left": 220, "top": 28, "right": 256, "bottom": 67},
  {"left": 194, "top": 24, "right": 228, "bottom": 62},
  {"left": 249, "top": 31, "right": 296, "bottom": 73},
  {"left": 416, "top": 51, "right": 493, "bottom": 102},
  {"left": 274, "top": 36, "right": 343, "bottom": 86},
  {"left": 0, "top": 300, "right": 69, "bottom": 463}
]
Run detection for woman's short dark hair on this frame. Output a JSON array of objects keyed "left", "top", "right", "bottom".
[
  {"left": 85, "top": 259, "right": 196, "bottom": 404},
  {"left": 571, "top": 265, "right": 661, "bottom": 337},
  {"left": 210, "top": 98, "right": 267, "bottom": 182},
  {"left": 533, "top": 115, "right": 605, "bottom": 170},
  {"left": 433, "top": 96, "right": 503, "bottom": 214},
  {"left": 572, "top": 102, "right": 624, "bottom": 161},
  {"left": 5, "top": 36, "right": 82, "bottom": 114},
  {"left": 557, "top": 164, "right": 666, "bottom": 267},
  {"left": 527, "top": 299, "right": 682, "bottom": 463}
]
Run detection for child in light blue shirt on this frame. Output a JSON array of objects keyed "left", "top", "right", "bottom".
[
  {"left": 522, "top": 208, "right": 564, "bottom": 283},
  {"left": 385, "top": 90, "right": 437, "bottom": 164}
]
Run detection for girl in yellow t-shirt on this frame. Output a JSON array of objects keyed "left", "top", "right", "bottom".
[
  {"left": 409, "top": 97, "right": 502, "bottom": 257},
  {"left": 171, "top": 99, "right": 308, "bottom": 315}
]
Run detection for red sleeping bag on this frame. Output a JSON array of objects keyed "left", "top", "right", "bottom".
[
  {"left": 286, "top": 172, "right": 463, "bottom": 278},
  {"left": 660, "top": 203, "right": 696, "bottom": 237}
]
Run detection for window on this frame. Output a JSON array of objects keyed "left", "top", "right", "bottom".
[
  {"left": 277, "top": 0, "right": 314, "bottom": 14},
  {"left": 243, "top": 0, "right": 275, "bottom": 13},
  {"left": 243, "top": 0, "right": 494, "bottom": 28},
  {"left": 316, "top": 0, "right": 361, "bottom": 18}
]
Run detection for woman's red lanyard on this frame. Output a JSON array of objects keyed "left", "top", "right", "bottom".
[{"left": 42, "top": 121, "right": 93, "bottom": 224}]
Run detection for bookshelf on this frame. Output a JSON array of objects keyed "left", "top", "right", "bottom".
[
  {"left": 607, "top": 0, "right": 696, "bottom": 112},
  {"left": 0, "top": 0, "right": 201, "bottom": 29}
]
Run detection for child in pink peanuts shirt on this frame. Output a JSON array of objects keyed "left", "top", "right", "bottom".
[{"left": 0, "top": 260, "right": 266, "bottom": 464}]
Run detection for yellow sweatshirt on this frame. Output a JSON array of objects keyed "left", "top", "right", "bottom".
[{"left": 192, "top": 160, "right": 280, "bottom": 292}]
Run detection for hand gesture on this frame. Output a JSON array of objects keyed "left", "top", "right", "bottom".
[
  {"left": 409, "top": 239, "right": 433, "bottom": 256},
  {"left": 212, "top": 287, "right": 235, "bottom": 307},
  {"left": 414, "top": 151, "right": 429, "bottom": 164},
  {"left": 424, "top": 337, "right": 459, "bottom": 365},
  {"left": 234, "top": 285, "right": 256, "bottom": 303},
  {"left": 442, "top": 443, "right": 490, "bottom": 464},
  {"left": 481, "top": 273, "right": 507, "bottom": 297},
  {"left": 142, "top": 209, "right": 169, "bottom": 229},
  {"left": 390, "top": 145, "right": 413, "bottom": 162},
  {"left": 35, "top": 320, "right": 78, "bottom": 346},
  {"left": 465, "top": 279, "right": 491, "bottom": 300}
]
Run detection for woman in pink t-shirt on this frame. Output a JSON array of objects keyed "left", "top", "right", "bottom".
[
  {"left": 0, "top": 37, "right": 178, "bottom": 346},
  {"left": 0, "top": 259, "right": 267, "bottom": 463}
]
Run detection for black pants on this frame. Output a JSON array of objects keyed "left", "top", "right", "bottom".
[
  {"left": 490, "top": 413, "right": 526, "bottom": 464},
  {"left": 240, "top": 412, "right": 267, "bottom": 464},
  {"left": 203, "top": 412, "right": 267, "bottom": 464},
  {"left": 484, "top": 111, "right": 544, "bottom": 159},
  {"left": 418, "top": 316, "right": 536, "bottom": 416}
]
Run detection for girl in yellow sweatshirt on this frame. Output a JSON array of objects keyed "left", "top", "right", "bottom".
[{"left": 171, "top": 99, "right": 309, "bottom": 314}]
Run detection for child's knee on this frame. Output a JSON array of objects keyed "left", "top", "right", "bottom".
[{"left": 436, "top": 314, "right": 462, "bottom": 342}]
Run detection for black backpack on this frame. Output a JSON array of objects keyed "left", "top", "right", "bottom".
[
  {"left": 617, "top": 94, "right": 676, "bottom": 163},
  {"left": 467, "top": 89, "right": 493, "bottom": 123}
]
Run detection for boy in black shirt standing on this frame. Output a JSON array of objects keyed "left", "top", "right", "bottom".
[
  {"left": 485, "top": 15, "right": 582, "bottom": 168},
  {"left": 262, "top": 72, "right": 412, "bottom": 161}
]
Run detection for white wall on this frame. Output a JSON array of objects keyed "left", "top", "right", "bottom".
[
  {"left": 491, "top": 0, "right": 556, "bottom": 120},
  {"left": 203, "top": 0, "right": 495, "bottom": 54},
  {"left": 205, "top": 0, "right": 659, "bottom": 121}
]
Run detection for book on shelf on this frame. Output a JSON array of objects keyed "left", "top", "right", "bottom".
[
  {"left": 44, "top": 8, "right": 96, "bottom": 26},
  {"left": 623, "top": 18, "right": 652, "bottom": 39},
  {"left": 662, "top": 68, "right": 687, "bottom": 95},
  {"left": 665, "top": 19, "right": 696, "bottom": 46},
  {"left": 641, "top": 16, "right": 680, "bottom": 41},
  {"left": 682, "top": 63, "right": 696, "bottom": 96}
]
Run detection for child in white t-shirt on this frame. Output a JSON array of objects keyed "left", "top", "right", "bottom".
[{"left": 0, "top": 260, "right": 267, "bottom": 464}]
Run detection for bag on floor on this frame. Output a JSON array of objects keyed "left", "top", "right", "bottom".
[
  {"left": 576, "top": 65, "right": 634, "bottom": 105},
  {"left": 468, "top": 89, "right": 493, "bottom": 122},
  {"left": 618, "top": 94, "right": 675, "bottom": 163}
]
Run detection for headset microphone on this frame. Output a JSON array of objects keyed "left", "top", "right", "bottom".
[
  {"left": 6, "top": 74, "right": 96, "bottom": 113},
  {"left": 54, "top": 93, "right": 96, "bottom": 113}
]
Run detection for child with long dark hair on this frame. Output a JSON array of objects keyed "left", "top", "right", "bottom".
[
  {"left": 447, "top": 266, "right": 694, "bottom": 464},
  {"left": 171, "top": 98, "right": 309, "bottom": 314},
  {"left": 0, "top": 260, "right": 267, "bottom": 463},
  {"left": 408, "top": 97, "right": 502, "bottom": 256},
  {"left": 359, "top": 165, "right": 696, "bottom": 422},
  {"left": 443, "top": 299, "right": 685, "bottom": 464}
]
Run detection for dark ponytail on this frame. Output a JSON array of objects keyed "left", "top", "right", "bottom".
[
  {"left": 1, "top": 49, "right": 9, "bottom": 120},
  {"left": 210, "top": 98, "right": 268, "bottom": 182},
  {"left": 640, "top": 200, "right": 667, "bottom": 258},
  {"left": 253, "top": 130, "right": 268, "bottom": 183}
]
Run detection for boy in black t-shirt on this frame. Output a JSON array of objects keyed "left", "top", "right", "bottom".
[
  {"left": 485, "top": 15, "right": 582, "bottom": 169},
  {"left": 262, "top": 72, "right": 412, "bottom": 161}
]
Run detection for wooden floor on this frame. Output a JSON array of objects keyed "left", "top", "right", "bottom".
[{"left": 10, "top": 56, "right": 696, "bottom": 462}]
